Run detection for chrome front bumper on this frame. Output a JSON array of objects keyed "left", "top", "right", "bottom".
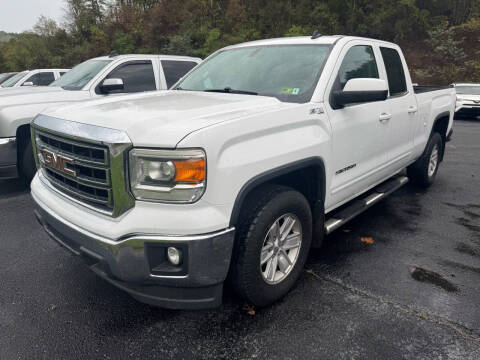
[
  {"left": 33, "top": 194, "right": 235, "bottom": 309},
  {"left": 0, "top": 137, "right": 18, "bottom": 179}
]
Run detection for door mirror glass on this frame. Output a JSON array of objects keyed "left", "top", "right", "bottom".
[
  {"left": 99, "top": 78, "right": 124, "bottom": 93},
  {"left": 333, "top": 78, "right": 388, "bottom": 108},
  {"left": 22, "top": 81, "right": 34, "bottom": 87}
]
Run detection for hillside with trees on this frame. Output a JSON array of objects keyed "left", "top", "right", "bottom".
[{"left": 0, "top": 0, "right": 479, "bottom": 84}]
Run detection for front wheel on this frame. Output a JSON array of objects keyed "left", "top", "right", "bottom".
[
  {"left": 19, "top": 140, "right": 37, "bottom": 185},
  {"left": 230, "top": 185, "right": 312, "bottom": 307},
  {"left": 407, "top": 132, "right": 443, "bottom": 188}
]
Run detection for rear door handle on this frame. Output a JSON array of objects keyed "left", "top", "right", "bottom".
[
  {"left": 408, "top": 106, "right": 418, "bottom": 114},
  {"left": 379, "top": 113, "right": 392, "bottom": 123}
]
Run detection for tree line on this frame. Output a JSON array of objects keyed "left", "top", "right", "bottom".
[{"left": 0, "top": 0, "right": 479, "bottom": 84}]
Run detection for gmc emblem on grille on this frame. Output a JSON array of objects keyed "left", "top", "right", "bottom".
[{"left": 41, "top": 149, "right": 76, "bottom": 177}]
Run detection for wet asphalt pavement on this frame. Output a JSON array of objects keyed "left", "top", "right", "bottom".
[{"left": 1, "top": 120, "right": 479, "bottom": 359}]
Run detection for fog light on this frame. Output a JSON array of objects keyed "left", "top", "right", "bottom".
[{"left": 167, "top": 247, "right": 182, "bottom": 265}]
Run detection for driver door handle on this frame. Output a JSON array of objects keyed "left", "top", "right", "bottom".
[
  {"left": 408, "top": 106, "right": 418, "bottom": 114},
  {"left": 379, "top": 113, "right": 392, "bottom": 123}
]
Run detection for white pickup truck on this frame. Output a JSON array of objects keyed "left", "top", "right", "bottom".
[
  {"left": 0, "top": 68, "right": 69, "bottom": 89},
  {"left": 0, "top": 54, "right": 201, "bottom": 180},
  {"left": 31, "top": 36, "right": 455, "bottom": 309}
]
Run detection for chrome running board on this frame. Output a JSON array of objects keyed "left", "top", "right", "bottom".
[{"left": 325, "top": 175, "right": 409, "bottom": 234}]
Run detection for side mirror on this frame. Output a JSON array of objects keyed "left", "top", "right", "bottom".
[
  {"left": 99, "top": 78, "right": 124, "bottom": 93},
  {"left": 22, "top": 82, "right": 34, "bottom": 87},
  {"left": 332, "top": 78, "right": 388, "bottom": 108}
]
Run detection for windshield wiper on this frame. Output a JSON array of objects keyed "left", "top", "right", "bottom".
[{"left": 204, "top": 87, "right": 258, "bottom": 95}]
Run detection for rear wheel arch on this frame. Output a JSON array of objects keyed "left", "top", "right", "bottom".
[{"left": 430, "top": 111, "right": 450, "bottom": 160}]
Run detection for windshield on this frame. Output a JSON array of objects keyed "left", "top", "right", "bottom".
[
  {"left": 0, "top": 73, "right": 12, "bottom": 83},
  {"left": 175, "top": 44, "right": 331, "bottom": 103},
  {"left": 456, "top": 86, "right": 480, "bottom": 95},
  {"left": 1, "top": 71, "right": 28, "bottom": 87},
  {"left": 49, "top": 59, "right": 112, "bottom": 90}
]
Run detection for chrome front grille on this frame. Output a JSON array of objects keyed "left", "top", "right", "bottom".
[
  {"left": 36, "top": 130, "right": 114, "bottom": 212},
  {"left": 32, "top": 115, "right": 135, "bottom": 217}
]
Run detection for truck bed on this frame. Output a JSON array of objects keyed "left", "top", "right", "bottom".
[{"left": 414, "top": 85, "right": 454, "bottom": 94}]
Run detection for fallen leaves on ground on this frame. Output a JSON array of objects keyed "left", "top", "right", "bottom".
[
  {"left": 243, "top": 304, "right": 256, "bottom": 316},
  {"left": 360, "top": 237, "right": 374, "bottom": 244}
]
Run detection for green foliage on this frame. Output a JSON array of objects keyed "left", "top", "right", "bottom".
[
  {"left": 0, "top": 31, "right": 16, "bottom": 43},
  {"left": 112, "top": 31, "right": 136, "bottom": 54},
  {"left": 0, "top": 0, "right": 479, "bottom": 84}
]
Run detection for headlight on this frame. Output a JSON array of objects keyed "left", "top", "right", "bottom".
[{"left": 129, "top": 148, "right": 206, "bottom": 203}]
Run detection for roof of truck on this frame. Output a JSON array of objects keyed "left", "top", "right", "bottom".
[
  {"left": 90, "top": 54, "right": 202, "bottom": 62},
  {"left": 223, "top": 35, "right": 397, "bottom": 50},
  {"left": 22, "top": 68, "right": 70, "bottom": 72}
]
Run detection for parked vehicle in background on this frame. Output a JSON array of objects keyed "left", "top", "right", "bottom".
[
  {"left": 0, "top": 69, "right": 69, "bottom": 89},
  {"left": 0, "top": 54, "right": 201, "bottom": 181},
  {"left": 30, "top": 36, "right": 455, "bottom": 310},
  {"left": 453, "top": 83, "right": 480, "bottom": 119},
  {"left": 0, "top": 72, "right": 18, "bottom": 85}
]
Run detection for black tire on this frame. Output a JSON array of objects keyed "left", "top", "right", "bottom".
[
  {"left": 230, "top": 184, "right": 312, "bottom": 307},
  {"left": 407, "top": 132, "right": 443, "bottom": 188},
  {"left": 20, "top": 140, "right": 37, "bottom": 184}
]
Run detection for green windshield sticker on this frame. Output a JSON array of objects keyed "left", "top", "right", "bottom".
[{"left": 281, "top": 87, "right": 300, "bottom": 95}]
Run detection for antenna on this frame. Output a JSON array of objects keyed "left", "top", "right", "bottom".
[
  {"left": 108, "top": 50, "right": 119, "bottom": 58},
  {"left": 311, "top": 30, "right": 322, "bottom": 39}
]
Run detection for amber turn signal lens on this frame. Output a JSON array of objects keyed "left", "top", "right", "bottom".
[{"left": 173, "top": 159, "right": 206, "bottom": 183}]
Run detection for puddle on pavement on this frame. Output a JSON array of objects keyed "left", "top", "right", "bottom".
[
  {"left": 456, "top": 242, "right": 480, "bottom": 258},
  {"left": 410, "top": 266, "right": 458, "bottom": 292},
  {"left": 444, "top": 202, "right": 480, "bottom": 242},
  {"left": 441, "top": 259, "right": 480, "bottom": 275}
]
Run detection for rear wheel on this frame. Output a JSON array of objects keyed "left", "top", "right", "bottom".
[
  {"left": 407, "top": 132, "right": 443, "bottom": 188},
  {"left": 230, "top": 185, "right": 312, "bottom": 307}
]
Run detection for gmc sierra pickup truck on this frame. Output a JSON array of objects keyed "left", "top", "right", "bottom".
[
  {"left": 31, "top": 36, "right": 455, "bottom": 309},
  {"left": 0, "top": 54, "right": 201, "bottom": 181}
]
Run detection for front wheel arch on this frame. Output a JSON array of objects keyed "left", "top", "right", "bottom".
[
  {"left": 229, "top": 157, "right": 326, "bottom": 227},
  {"left": 228, "top": 158, "right": 326, "bottom": 247}
]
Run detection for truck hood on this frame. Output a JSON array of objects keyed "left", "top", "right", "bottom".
[
  {"left": 42, "top": 90, "right": 287, "bottom": 147},
  {"left": 0, "top": 87, "right": 89, "bottom": 108}
]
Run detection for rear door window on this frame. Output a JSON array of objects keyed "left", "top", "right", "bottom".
[
  {"left": 161, "top": 60, "right": 198, "bottom": 88},
  {"left": 380, "top": 47, "right": 407, "bottom": 96}
]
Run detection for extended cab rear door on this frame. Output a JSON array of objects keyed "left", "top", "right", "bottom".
[
  {"left": 323, "top": 40, "right": 390, "bottom": 207},
  {"left": 377, "top": 44, "right": 418, "bottom": 169}
]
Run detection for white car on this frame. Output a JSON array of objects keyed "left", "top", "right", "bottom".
[
  {"left": 31, "top": 35, "right": 455, "bottom": 309},
  {"left": 0, "top": 54, "right": 201, "bottom": 180},
  {"left": 0, "top": 69, "right": 69, "bottom": 89},
  {"left": 0, "top": 72, "right": 18, "bottom": 85},
  {"left": 453, "top": 83, "right": 480, "bottom": 119}
]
